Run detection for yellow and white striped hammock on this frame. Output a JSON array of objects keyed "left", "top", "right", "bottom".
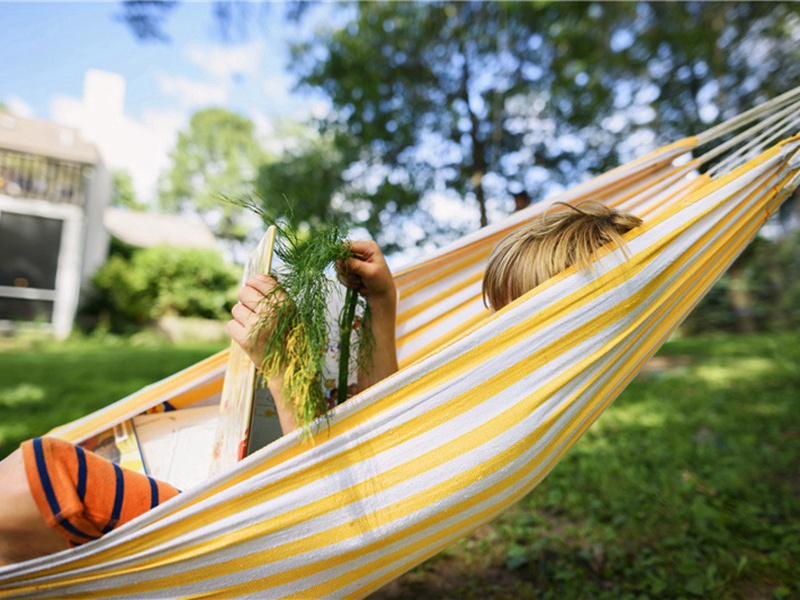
[{"left": 2, "top": 88, "right": 800, "bottom": 598}]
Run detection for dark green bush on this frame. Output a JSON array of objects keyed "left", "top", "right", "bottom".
[
  {"left": 748, "top": 230, "right": 800, "bottom": 330},
  {"left": 85, "top": 246, "right": 240, "bottom": 332},
  {"left": 685, "top": 230, "right": 800, "bottom": 333}
]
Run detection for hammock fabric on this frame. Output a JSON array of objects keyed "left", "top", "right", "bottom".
[{"left": 2, "top": 89, "right": 799, "bottom": 598}]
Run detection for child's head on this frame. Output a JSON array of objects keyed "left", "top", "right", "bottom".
[{"left": 482, "top": 201, "right": 643, "bottom": 311}]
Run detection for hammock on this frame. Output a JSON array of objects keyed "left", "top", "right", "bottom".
[{"left": 2, "top": 88, "right": 799, "bottom": 598}]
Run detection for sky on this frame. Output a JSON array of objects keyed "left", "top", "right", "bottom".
[{"left": 0, "top": 1, "right": 330, "bottom": 205}]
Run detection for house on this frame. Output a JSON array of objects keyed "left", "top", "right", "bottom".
[{"left": 0, "top": 110, "right": 112, "bottom": 338}]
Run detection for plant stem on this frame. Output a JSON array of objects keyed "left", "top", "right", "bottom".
[{"left": 338, "top": 286, "right": 359, "bottom": 402}]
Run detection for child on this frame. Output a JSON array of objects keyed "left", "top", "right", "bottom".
[
  {"left": 0, "top": 201, "right": 640, "bottom": 566},
  {"left": 483, "top": 201, "right": 642, "bottom": 311}
]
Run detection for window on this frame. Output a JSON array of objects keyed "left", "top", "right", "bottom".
[{"left": 0, "top": 196, "right": 82, "bottom": 337}]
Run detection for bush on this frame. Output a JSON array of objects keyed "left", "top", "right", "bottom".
[
  {"left": 686, "top": 229, "right": 800, "bottom": 333},
  {"left": 85, "top": 246, "right": 240, "bottom": 333},
  {"left": 748, "top": 229, "right": 800, "bottom": 330}
]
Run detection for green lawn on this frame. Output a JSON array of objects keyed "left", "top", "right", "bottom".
[
  {"left": 0, "top": 336, "right": 225, "bottom": 457},
  {"left": 1, "top": 333, "right": 798, "bottom": 598}
]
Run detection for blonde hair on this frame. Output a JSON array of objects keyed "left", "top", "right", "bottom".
[{"left": 482, "top": 201, "right": 643, "bottom": 310}]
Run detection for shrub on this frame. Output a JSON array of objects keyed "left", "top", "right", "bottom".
[
  {"left": 686, "top": 229, "right": 800, "bottom": 333},
  {"left": 85, "top": 246, "right": 240, "bottom": 333}
]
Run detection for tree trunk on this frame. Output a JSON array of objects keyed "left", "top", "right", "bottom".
[
  {"left": 472, "top": 170, "right": 488, "bottom": 227},
  {"left": 727, "top": 265, "right": 757, "bottom": 333},
  {"left": 460, "top": 47, "right": 489, "bottom": 228}
]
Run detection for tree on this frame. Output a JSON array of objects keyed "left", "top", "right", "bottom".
[
  {"left": 268, "top": 1, "right": 799, "bottom": 251},
  {"left": 159, "top": 108, "right": 267, "bottom": 243},
  {"left": 122, "top": 1, "right": 799, "bottom": 251},
  {"left": 117, "top": 0, "right": 275, "bottom": 43},
  {"left": 117, "top": 0, "right": 178, "bottom": 42},
  {"left": 112, "top": 170, "right": 148, "bottom": 211},
  {"left": 256, "top": 131, "right": 347, "bottom": 230}
]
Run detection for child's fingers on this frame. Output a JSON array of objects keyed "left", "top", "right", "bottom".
[
  {"left": 231, "top": 302, "right": 259, "bottom": 328},
  {"left": 227, "top": 319, "right": 264, "bottom": 365},
  {"left": 239, "top": 275, "right": 286, "bottom": 311},
  {"left": 245, "top": 274, "right": 278, "bottom": 296},
  {"left": 225, "top": 319, "right": 247, "bottom": 348},
  {"left": 237, "top": 284, "right": 263, "bottom": 310},
  {"left": 348, "top": 240, "right": 380, "bottom": 261},
  {"left": 337, "top": 257, "right": 361, "bottom": 286}
]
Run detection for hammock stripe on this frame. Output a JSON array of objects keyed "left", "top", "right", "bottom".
[{"left": 1, "top": 98, "right": 798, "bottom": 598}]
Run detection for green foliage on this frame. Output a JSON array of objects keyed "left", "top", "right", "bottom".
[
  {"left": 159, "top": 108, "right": 267, "bottom": 242},
  {"left": 87, "top": 246, "right": 239, "bottom": 332},
  {"left": 276, "top": 2, "right": 799, "bottom": 252},
  {"left": 237, "top": 210, "right": 371, "bottom": 432},
  {"left": 685, "top": 228, "right": 800, "bottom": 333},
  {"left": 747, "top": 228, "right": 800, "bottom": 330},
  {"left": 112, "top": 169, "right": 148, "bottom": 211},
  {"left": 255, "top": 133, "right": 348, "bottom": 231}
]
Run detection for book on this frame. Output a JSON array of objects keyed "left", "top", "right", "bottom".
[
  {"left": 81, "top": 420, "right": 146, "bottom": 474},
  {"left": 210, "top": 226, "right": 282, "bottom": 475},
  {"left": 133, "top": 405, "right": 220, "bottom": 491}
]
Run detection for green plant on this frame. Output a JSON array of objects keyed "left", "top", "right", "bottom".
[
  {"left": 86, "top": 246, "right": 239, "bottom": 332},
  {"left": 685, "top": 231, "right": 800, "bottom": 333},
  {"left": 239, "top": 215, "right": 373, "bottom": 433}
]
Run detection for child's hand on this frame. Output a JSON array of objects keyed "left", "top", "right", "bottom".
[
  {"left": 226, "top": 275, "right": 299, "bottom": 434},
  {"left": 226, "top": 274, "right": 285, "bottom": 366},
  {"left": 338, "top": 240, "right": 399, "bottom": 390},
  {"left": 338, "top": 240, "right": 396, "bottom": 309}
]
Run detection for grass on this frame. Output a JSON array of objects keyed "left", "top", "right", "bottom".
[
  {"left": 0, "top": 332, "right": 797, "bottom": 598},
  {"left": 0, "top": 334, "right": 225, "bottom": 457}
]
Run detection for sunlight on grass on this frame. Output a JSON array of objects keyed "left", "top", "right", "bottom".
[
  {"left": 693, "top": 358, "right": 775, "bottom": 386},
  {"left": 597, "top": 402, "right": 668, "bottom": 430},
  {"left": 0, "top": 383, "right": 46, "bottom": 408}
]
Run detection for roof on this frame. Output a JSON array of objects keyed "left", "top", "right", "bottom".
[
  {"left": 0, "top": 111, "right": 98, "bottom": 164},
  {"left": 104, "top": 208, "right": 218, "bottom": 249}
]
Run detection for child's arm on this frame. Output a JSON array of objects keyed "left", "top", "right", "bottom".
[
  {"left": 226, "top": 274, "right": 298, "bottom": 434},
  {"left": 338, "top": 240, "right": 399, "bottom": 391}
]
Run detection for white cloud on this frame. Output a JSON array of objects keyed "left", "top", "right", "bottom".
[
  {"left": 261, "top": 74, "right": 295, "bottom": 112},
  {"left": 261, "top": 74, "right": 331, "bottom": 121},
  {"left": 50, "top": 71, "right": 188, "bottom": 205},
  {"left": 157, "top": 72, "right": 231, "bottom": 109},
  {"left": 6, "top": 96, "right": 35, "bottom": 118},
  {"left": 188, "top": 40, "right": 264, "bottom": 80}
]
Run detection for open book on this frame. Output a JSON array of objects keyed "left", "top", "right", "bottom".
[{"left": 81, "top": 420, "right": 146, "bottom": 473}]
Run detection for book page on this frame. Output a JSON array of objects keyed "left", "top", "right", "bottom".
[
  {"left": 81, "top": 420, "right": 146, "bottom": 474},
  {"left": 133, "top": 405, "right": 220, "bottom": 491}
]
